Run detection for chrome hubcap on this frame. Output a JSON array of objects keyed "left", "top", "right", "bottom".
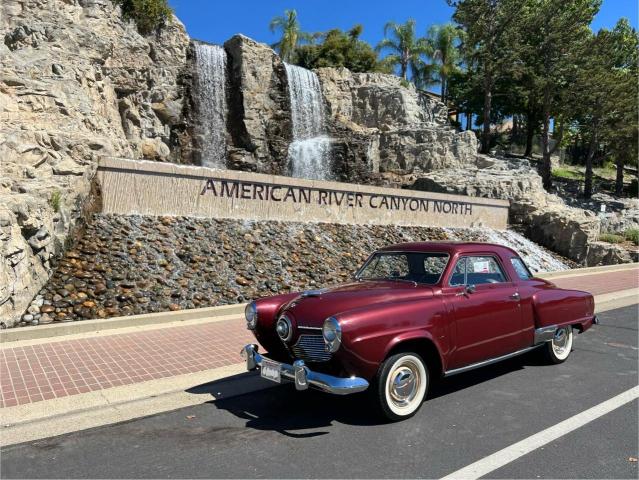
[
  {"left": 389, "top": 362, "right": 420, "bottom": 407},
  {"left": 552, "top": 327, "right": 570, "bottom": 355}
]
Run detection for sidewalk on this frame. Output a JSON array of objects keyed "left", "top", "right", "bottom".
[{"left": 1, "top": 266, "right": 637, "bottom": 410}]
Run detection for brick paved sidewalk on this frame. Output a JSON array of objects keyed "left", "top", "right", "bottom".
[{"left": 1, "top": 268, "right": 637, "bottom": 409}]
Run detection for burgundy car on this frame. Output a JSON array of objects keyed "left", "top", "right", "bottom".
[{"left": 241, "top": 242, "right": 597, "bottom": 420}]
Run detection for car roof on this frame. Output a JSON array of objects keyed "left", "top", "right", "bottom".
[{"left": 377, "top": 241, "right": 519, "bottom": 257}]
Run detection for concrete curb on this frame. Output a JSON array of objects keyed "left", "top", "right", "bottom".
[{"left": 2, "top": 263, "right": 636, "bottom": 343}]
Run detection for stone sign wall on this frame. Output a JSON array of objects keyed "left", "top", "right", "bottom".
[{"left": 97, "top": 157, "right": 509, "bottom": 229}]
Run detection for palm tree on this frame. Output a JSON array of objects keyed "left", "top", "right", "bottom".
[
  {"left": 375, "top": 19, "right": 430, "bottom": 83},
  {"left": 425, "top": 24, "right": 463, "bottom": 103},
  {"left": 269, "top": 9, "right": 313, "bottom": 62}
]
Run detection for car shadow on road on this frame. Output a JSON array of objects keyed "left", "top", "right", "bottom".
[
  {"left": 428, "top": 349, "right": 548, "bottom": 400},
  {"left": 186, "top": 350, "right": 548, "bottom": 437},
  {"left": 187, "top": 373, "right": 381, "bottom": 437}
]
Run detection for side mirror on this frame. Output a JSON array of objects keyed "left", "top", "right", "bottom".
[{"left": 465, "top": 284, "right": 476, "bottom": 294}]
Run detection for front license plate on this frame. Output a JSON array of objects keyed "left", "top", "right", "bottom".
[{"left": 260, "top": 359, "right": 281, "bottom": 383}]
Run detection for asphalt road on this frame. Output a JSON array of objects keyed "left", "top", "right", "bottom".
[{"left": 2, "top": 305, "right": 638, "bottom": 479}]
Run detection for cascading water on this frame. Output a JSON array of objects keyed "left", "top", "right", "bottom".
[
  {"left": 193, "top": 42, "right": 227, "bottom": 169},
  {"left": 285, "top": 64, "right": 332, "bottom": 180}
]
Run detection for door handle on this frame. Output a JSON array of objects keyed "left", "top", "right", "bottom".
[{"left": 509, "top": 292, "right": 520, "bottom": 300}]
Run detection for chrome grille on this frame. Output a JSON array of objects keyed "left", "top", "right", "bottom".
[{"left": 291, "top": 334, "right": 332, "bottom": 362}]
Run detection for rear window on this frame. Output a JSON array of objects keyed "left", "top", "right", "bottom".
[{"left": 511, "top": 257, "right": 532, "bottom": 280}]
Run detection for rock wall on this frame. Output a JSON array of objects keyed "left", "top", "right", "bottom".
[
  {"left": 315, "top": 68, "right": 478, "bottom": 178},
  {"left": 19, "top": 214, "right": 568, "bottom": 326},
  {"left": 1, "top": 0, "right": 190, "bottom": 325}
]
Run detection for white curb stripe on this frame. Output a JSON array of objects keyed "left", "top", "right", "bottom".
[{"left": 441, "top": 386, "right": 639, "bottom": 480}]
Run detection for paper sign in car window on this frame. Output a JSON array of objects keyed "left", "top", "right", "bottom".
[{"left": 473, "top": 260, "right": 490, "bottom": 273}]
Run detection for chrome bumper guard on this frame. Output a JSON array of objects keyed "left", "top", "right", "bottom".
[
  {"left": 240, "top": 344, "right": 369, "bottom": 395},
  {"left": 533, "top": 325, "right": 557, "bottom": 344}
]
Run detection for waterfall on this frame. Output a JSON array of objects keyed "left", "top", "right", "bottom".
[
  {"left": 193, "top": 42, "right": 227, "bottom": 169},
  {"left": 285, "top": 64, "right": 332, "bottom": 180}
]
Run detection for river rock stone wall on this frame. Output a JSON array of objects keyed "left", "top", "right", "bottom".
[{"left": 17, "top": 214, "right": 570, "bottom": 327}]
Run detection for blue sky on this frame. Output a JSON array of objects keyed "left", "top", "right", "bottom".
[{"left": 170, "top": 0, "right": 638, "bottom": 47}]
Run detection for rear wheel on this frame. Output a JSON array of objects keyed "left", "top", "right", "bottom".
[
  {"left": 374, "top": 352, "right": 429, "bottom": 421},
  {"left": 543, "top": 326, "right": 573, "bottom": 364}
]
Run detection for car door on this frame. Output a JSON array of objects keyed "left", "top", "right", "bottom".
[{"left": 444, "top": 254, "right": 525, "bottom": 369}]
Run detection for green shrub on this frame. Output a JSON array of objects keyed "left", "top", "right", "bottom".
[
  {"left": 114, "top": 0, "right": 172, "bottom": 35},
  {"left": 624, "top": 228, "right": 639, "bottom": 246},
  {"left": 598, "top": 233, "right": 624, "bottom": 244},
  {"left": 552, "top": 167, "right": 583, "bottom": 181},
  {"left": 49, "top": 190, "right": 61, "bottom": 213}
]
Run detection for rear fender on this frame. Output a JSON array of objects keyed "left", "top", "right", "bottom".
[{"left": 532, "top": 288, "right": 595, "bottom": 334}]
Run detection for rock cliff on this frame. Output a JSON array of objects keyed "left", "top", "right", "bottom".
[{"left": 1, "top": 0, "right": 190, "bottom": 325}]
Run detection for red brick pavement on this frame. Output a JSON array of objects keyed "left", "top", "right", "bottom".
[
  {"left": 1, "top": 268, "right": 637, "bottom": 409},
  {"left": 0, "top": 318, "right": 252, "bottom": 408},
  {"left": 552, "top": 268, "right": 638, "bottom": 294}
]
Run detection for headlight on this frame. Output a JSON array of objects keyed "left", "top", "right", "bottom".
[
  {"left": 322, "top": 317, "right": 342, "bottom": 353},
  {"left": 245, "top": 302, "right": 257, "bottom": 330}
]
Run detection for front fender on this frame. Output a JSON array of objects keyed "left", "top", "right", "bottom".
[{"left": 335, "top": 299, "right": 449, "bottom": 380}]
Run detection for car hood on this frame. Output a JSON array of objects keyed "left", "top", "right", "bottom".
[{"left": 281, "top": 280, "right": 434, "bottom": 328}]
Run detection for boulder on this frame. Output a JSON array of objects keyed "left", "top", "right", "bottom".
[
  {"left": 316, "top": 68, "right": 448, "bottom": 129},
  {"left": 586, "top": 241, "right": 633, "bottom": 266},
  {"left": 316, "top": 67, "right": 479, "bottom": 180},
  {"left": 223, "top": 34, "right": 292, "bottom": 174}
]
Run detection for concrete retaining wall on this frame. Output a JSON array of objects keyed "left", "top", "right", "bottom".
[{"left": 97, "top": 157, "right": 509, "bottom": 229}]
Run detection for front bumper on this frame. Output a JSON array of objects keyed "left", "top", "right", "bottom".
[{"left": 240, "top": 344, "right": 369, "bottom": 395}]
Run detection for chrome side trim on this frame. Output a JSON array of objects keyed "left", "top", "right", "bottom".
[
  {"left": 443, "top": 345, "right": 540, "bottom": 377},
  {"left": 240, "top": 344, "right": 369, "bottom": 395},
  {"left": 534, "top": 324, "right": 558, "bottom": 344}
]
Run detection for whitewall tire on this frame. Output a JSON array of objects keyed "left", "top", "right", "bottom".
[
  {"left": 375, "top": 352, "right": 428, "bottom": 421},
  {"left": 543, "top": 326, "right": 573, "bottom": 364}
]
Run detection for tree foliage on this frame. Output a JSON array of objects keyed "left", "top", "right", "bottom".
[
  {"left": 375, "top": 19, "right": 431, "bottom": 84},
  {"left": 269, "top": 10, "right": 314, "bottom": 62},
  {"left": 295, "top": 25, "right": 389, "bottom": 73},
  {"left": 114, "top": 0, "right": 172, "bottom": 35},
  {"left": 424, "top": 24, "right": 463, "bottom": 102},
  {"left": 449, "top": 0, "right": 524, "bottom": 153}
]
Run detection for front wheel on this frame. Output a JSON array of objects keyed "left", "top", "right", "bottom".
[
  {"left": 374, "top": 352, "right": 429, "bottom": 421},
  {"left": 543, "top": 326, "right": 573, "bottom": 364}
]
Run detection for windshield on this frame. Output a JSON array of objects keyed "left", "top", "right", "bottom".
[{"left": 356, "top": 252, "right": 449, "bottom": 285}]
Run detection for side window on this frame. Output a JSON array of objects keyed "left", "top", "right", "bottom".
[
  {"left": 466, "top": 256, "right": 507, "bottom": 285},
  {"left": 511, "top": 257, "right": 532, "bottom": 280},
  {"left": 449, "top": 258, "right": 467, "bottom": 286}
]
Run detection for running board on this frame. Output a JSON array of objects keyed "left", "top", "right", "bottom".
[{"left": 443, "top": 345, "right": 541, "bottom": 377}]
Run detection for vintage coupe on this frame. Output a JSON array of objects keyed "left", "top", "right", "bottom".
[{"left": 241, "top": 242, "right": 597, "bottom": 420}]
